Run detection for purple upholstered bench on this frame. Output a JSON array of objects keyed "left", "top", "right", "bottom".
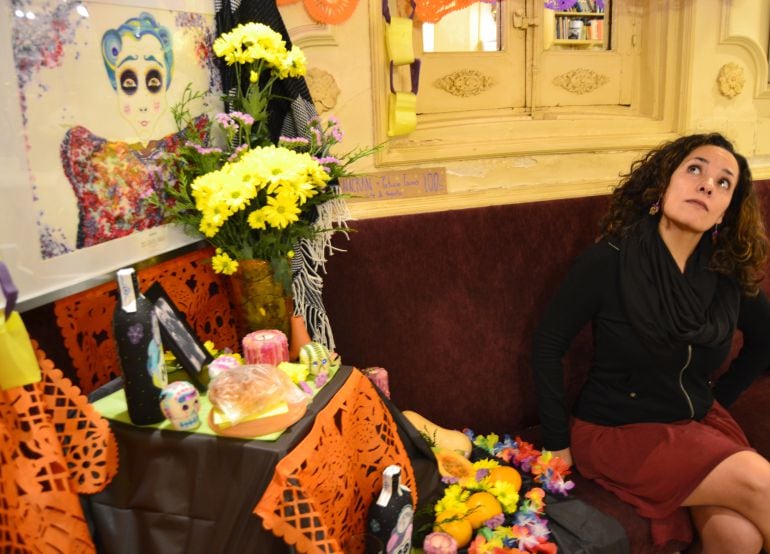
[{"left": 322, "top": 187, "right": 770, "bottom": 554}]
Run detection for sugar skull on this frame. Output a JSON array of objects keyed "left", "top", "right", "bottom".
[{"left": 159, "top": 381, "right": 201, "bottom": 430}]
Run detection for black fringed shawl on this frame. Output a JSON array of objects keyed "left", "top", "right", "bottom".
[{"left": 213, "top": 0, "right": 349, "bottom": 351}]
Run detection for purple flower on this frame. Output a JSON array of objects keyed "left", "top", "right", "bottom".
[
  {"left": 316, "top": 156, "right": 342, "bottom": 172},
  {"left": 483, "top": 513, "right": 505, "bottom": 529},
  {"left": 311, "top": 126, "right": 323, "bottom": 145},
  {"left": 279, "top": 136, "right": 310, "bottom": 146},
  {"left": 227, "top": 144, "right": 249, "bottom": 161},
  {"left": 215, "top": 113, "right": 237, "bottom": 129},
  {"left": 230, "top": 111, "right": 255, "bottom": 126},
  {"left": 185, "top": 141, "right": 223, "bottom": 156}
]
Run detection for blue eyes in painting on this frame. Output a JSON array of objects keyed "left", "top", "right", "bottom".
[{"left": 119, "top": 69, "right": 163, "bottom": 95}]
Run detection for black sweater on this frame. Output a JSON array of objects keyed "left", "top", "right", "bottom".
[{"left": 532, "top": 239, "right": 770, "bottom": 451}]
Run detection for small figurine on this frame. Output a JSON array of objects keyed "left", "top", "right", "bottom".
[
  {"left": 298, "top": 341, "right": 340, "bottom": 379},
  {"left": 159, "top": 381, "right": 201, "bottom": 431}
]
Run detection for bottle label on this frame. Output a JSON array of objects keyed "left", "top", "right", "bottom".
[
  {"left": 117, "top": 268, "right": 137, "bottom": 313},
  {"left": 385, "top": 504, "right": 413, "bottom": 554},
  {"left": 147, "top": 315, "right": 168, "bottom": 389}
]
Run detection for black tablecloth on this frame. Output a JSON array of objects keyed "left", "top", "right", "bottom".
[{"left": 83, "top": 366, "right": 354, "bottom": 554}]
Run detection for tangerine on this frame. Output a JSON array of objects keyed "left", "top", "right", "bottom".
[
  {"left": 433, "top": 511, "right": 473, "bottom": 548},
  {"left": 464, "top": 491, "right": 503, "bottom": 529},
  {"left": 487, "top": 465, "right": 522, "bottom": 492}
]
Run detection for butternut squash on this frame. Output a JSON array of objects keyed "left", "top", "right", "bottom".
[
  {"left": 402, "top": 409, "right": 472, "bottom": 458},
  {"left": 433, "top": 448, "right": 474, "bottom": 479}
]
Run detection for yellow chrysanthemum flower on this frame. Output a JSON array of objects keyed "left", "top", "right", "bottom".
[
  {"left": 211, "top": 251, "right": 239, "bottom": 275},
  {"left": 199, "top": 218, "right": 220, "bottom": 238},
  {"left": 434, "top": 484, "right": 470, "bottom": 515},
  {"left": 263, "top": 192, "right": 301, "bottom": 229},
  {"left": 204, "top": 340, "right": 219, "bottom": 356},
  {"left": 277, "top": 362, "right": 309, "bottom": 385},
  {"left": 279, "top": 47, "right": 307, "bottom": 79},
  {"left": 488, "top": 481, "right": 520, "bottom": 514},
  {"left": 247, "top": 208, "right": 268, "bottom": 230},
  {"left": 473, "top": 459, "right": 501, "bottom": 471}
]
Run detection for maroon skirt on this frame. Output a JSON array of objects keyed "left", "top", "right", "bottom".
[{"left": 570, "top": 402, "right": 753, "bottom": 548}]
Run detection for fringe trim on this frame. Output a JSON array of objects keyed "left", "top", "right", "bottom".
[
  {"left": 291, "top": 185, "right": 352, "bottom": 351},
  {"left": 291, "top": 185, "right": 352, "bottom": 352}
]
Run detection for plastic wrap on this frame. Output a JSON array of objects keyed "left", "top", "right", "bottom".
[{"left": 208, "top": 364, "right": 306, "bottom": 425}]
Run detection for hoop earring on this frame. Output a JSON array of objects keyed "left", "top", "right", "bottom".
[
  {"left": 712, "top": 223, "right": 719, "bottom": 244},
  {"left": 649, "top": 199, "right": 660, "bottom": 216}
]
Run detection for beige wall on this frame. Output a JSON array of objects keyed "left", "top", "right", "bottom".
[{"left": 280, "top": 1, "right": 770, "bottom": 219}]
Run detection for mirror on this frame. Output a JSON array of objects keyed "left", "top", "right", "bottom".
[{"left": 421, "top": 1, "right": 502, "bottom": 53}]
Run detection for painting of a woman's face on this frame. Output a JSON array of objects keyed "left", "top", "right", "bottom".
[{"left": 115, "top": 33, "right": 167, "bottom": 141}]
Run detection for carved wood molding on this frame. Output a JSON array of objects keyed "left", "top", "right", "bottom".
[
  {"left": 718, "top": 2, "right": 770, "bottom": 97},
  {"left": 305, "top": 67, "right": 340, "bottom": 113},
  {"left": 717, "top": 62, "right": 746, "bottom": 99},
  {"left": 552, "top": 68, "right": 610, "bottom": 95},
  {"left": 434, "top": 69, "right": 495, "bottom": 97}
]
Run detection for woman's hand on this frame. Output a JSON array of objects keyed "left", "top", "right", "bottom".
[{"left": 552, "top": 447, "right": 573, "bottom": 468}]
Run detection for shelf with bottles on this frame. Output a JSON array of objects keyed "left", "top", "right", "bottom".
[{"left": 543, "top": 0, "right": 610, "bottom": 51}]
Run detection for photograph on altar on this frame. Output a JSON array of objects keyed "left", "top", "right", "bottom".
[{"left": 8, "top": 0, "right": 221, "bottom": 259}]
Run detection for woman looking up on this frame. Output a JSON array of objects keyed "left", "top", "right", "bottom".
[{"left": 533, "top": 133, "right": 770, "bottom": 552}]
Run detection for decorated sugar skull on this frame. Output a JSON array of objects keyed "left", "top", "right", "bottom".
[
  {"left": 159, "top": 381, "right": 201, "bottom": 430},
  {"left": 299, "top": 342, "right": 339, "bottom": 378}
]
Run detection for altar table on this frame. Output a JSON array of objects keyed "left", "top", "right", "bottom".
[{"left": 83, "top": 366, "right": 417, "bottom": 554}]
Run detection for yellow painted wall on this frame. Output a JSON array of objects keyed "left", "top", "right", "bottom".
[{"left": 280, "top": 1, "right": 770, "bottom": 219}]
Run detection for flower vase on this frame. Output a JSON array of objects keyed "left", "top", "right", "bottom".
[{"left": 227, "top": 259, "right": 292, "bottom": 340}]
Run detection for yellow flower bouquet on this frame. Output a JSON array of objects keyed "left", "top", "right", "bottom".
[
  {"left": 160, "top": 22, "right": 375, "bottom": 287},
  {"left": 157, "top": 22, "right": 377, "bottom": 342}
]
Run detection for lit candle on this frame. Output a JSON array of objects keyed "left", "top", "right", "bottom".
[{"left": 242, "top": 330, "right": 289, "bottom": 366}]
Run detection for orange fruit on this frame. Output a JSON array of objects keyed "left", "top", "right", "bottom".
[
  {"left": 464, "top": 491, "right": 503, "bottom": 529},
  {"left": 433, "top": 511, "right": 473, "bottom": 548},
  {"left": 487, "top": 465, "right": 522, "bottom": 492}
]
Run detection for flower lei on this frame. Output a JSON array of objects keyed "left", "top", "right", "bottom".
[{"left": 433, "top": 432, "right": 574, "bottom": 553}]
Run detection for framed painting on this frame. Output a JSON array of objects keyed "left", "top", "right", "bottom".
[{"left": 0, "top": 0, "right": 222, "bottom": 309}]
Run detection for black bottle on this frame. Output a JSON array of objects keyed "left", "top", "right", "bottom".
[
  {"left": 367, "top": 465, "right": 414, "bottom": 554},
  {"left": 113, "top": 268, "right": 167, "bottom": 424}
]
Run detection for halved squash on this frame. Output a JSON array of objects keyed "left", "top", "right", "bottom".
[
  {"left": 434, "top": 447, "right": 474, "bottom": 480},
  {"left": 402, "top": 410, "right": 472, "bottom": 458}
]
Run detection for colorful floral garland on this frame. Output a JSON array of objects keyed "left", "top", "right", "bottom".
[{"left": 432, "top": 432, "right": 574, "bottom": 553}]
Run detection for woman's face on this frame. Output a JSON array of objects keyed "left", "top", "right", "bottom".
[
  {"left": 115, "top": 34, "right": 168, "bottom": 141},
  {"left": 660, "top": 144, "right": 739, "bottom": 235}
]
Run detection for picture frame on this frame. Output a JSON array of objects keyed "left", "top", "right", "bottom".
[
  {"left": 0, "top": 0, "right": 221, "bottom": 310},
  {"left": 145, "top": 281, "right": 213, "bottom": 391}
]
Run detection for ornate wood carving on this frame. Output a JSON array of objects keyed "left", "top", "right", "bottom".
[
  {"left": 552, "top": 68, "right": 609, "bottom": 95},
  {"left": 434, "top": 69, "right": 495, "bottom": 97},
  {"left": 717, "top": 62, "right": 746, "bottom": 99},
  {"left": 305, "top": 67, "right": 341, "bottom": 113}
]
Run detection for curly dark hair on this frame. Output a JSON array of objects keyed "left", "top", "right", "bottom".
[{"left": 599, "top": 133, "right": 768, "bottom": 294}]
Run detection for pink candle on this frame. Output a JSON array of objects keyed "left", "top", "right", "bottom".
[{"left": 242, "top": 330, "right": 289, "bottom": 366}]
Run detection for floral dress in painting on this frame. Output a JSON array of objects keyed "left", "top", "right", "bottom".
[{"left": 59, "top": 116, "right": 207, "bottom": 248}]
